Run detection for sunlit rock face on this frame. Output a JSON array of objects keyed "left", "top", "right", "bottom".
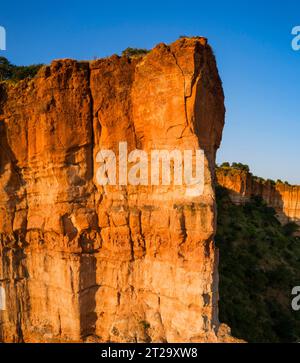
[
  {"left": 0, "top": 37, "right": 227, "bottom": 342},
  {"left": 216, "top": 169, "right": 300, "bottom": 236}
]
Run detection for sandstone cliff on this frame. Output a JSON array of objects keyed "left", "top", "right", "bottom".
[
  {"left": 216, "top": 168, "right": 300, "bottom": 235},
  {"left": 0, "top": 38, "right": 226, "bottom": 342}
]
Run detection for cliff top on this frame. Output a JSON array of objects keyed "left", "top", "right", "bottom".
[
  {"left": 0, "top": 37, "right": 211, "bottom": 87},
  {"left": 217, "top": 162, "right": 300, "bottom": 188}
]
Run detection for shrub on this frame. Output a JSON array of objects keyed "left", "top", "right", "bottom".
[
  {"left": 283, "top": 222, "right": 299, "bottom": 237},
  {"left": 0, "top": 56, "right": 13, "bottom": 80},
  {"left": 267, "top": 179, "right": 276, "bottom": 186},
  {"left": 220, "top": 162, "right": 230, "bottom": 168},
  {"left": 0, "top": 56, "right": 43, "bottom": 82},
  {"left": 10, "top": 64, "right": 43, "bottom": 81},
  {"left": 139, "top": 320, "right": 150, "bottom": 329},
  {"left": 231, "top": 162, "right": 250, "bottom": 172},
  {"left": 122, "top": 47, "right": 149, "bottom": 57}
]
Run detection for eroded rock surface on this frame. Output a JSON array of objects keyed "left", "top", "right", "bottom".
[
  {"left": 217, "top": 168, "right": 300, "bottom": 235},
  {"left": 0, "top": 38, "right": 226, "bottom": 342}
]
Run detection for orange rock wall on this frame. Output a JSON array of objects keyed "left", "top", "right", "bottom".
[
  {"left": 0, "top": 38, "right": 225, "bottom": 342},
  {"left": 216, "top": 169, "right": 300, "bottom": 234}
]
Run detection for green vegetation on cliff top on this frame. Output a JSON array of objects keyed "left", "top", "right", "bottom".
[
  {"left": 0, "top": 57, "right": 43, "bottom": 82},
  {"left": 217, "top": 162, "right": 292, "bottom": 186},
  {"left": 121, "top": 47, "right": 149, "bottom": 58}
]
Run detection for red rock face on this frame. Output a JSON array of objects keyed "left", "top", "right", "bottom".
[
  {"left": 0, "top": 38, "right": 226, "bottom": 342},
  {"left": 216, "top": 169, "right": 300, "bottom": 235}
]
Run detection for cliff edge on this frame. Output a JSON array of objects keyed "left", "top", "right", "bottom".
[
  {"left": 216, "top": 167, "right": 300, "bottom": 235},
  {"left": 0, "top": 38, "right": 227, "bottom": 342}
]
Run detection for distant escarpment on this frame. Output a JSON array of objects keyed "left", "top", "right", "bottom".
[
  {"left": 216, "top": 165, "right": 300, "bottom": 235},
  {"left": 215, "top": 164, "right": 300, "bottom": 342},
  {"left": 0, "top": 38, "right": 233, "bottom": 342}
]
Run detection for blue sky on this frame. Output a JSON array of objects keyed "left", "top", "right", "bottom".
[{"left": 1, "top": 0, "right": 300, "bottom": 183}]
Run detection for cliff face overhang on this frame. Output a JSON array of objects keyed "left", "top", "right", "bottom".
[
  {"left": 0, "top": 37, "right": 226, "bottom": 342},
  {"left": 216, "top": 169, "right": 300, "bottom": 235}
]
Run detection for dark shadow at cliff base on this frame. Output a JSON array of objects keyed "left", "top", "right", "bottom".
[
  {"left": 215, "top": 186, "right": 300, "bottom": 342},
  {"left": 224, "top": 187, "right": 300, "bottom": 235}
]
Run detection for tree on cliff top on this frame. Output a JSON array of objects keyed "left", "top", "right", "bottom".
[
  {"left": 121, "top": 47, "right": 149, "bottom": 57},
  {"left": 218, "top": 162, "right": 250, "bottom": 172},
  {"left": 231, "top": 162, "right": 250, "bottom": 172},
  {"left": 220, "top": 162, "right": 230, "bottom": 168},
  {"left": 0, "top": 57, "right": 12, "bottom": 80},
  {"left": 0, "top": 56, "right": 43, "bottom": 82}
]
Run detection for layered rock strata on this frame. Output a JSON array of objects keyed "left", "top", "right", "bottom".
[
  {"left": 216, "top": 168, "right": 300, "bottom": 235},
  {"left": 0, "top": 37, "right": 226, "bottom": 342}
]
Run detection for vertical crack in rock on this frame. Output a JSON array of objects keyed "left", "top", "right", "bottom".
[
  {"left": 77, "top": 62, "right": 99, "bottom": 342},
  {"left": 169, "top": 48, "right": 189, "bottom": 133}
]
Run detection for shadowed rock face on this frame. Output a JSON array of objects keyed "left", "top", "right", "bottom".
[
  {"left": 216, "top": 169, "right": 300, "bottom": 235},
  {"left": 0, "top": 38, "right": 226, "bottom": 342}
]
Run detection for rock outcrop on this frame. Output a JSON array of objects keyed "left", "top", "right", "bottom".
[
  {"left": 0, "top": 37, "right": 226, "bottom": 342},
  {"left": 216, "top": 168, "right": 300, "bottom": 235}
]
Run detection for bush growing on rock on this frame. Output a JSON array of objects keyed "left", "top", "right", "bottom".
[
  {"left": 121, "top": 47, "right": 149, "bottom": 57},
  {"left": 0, "top": 56, "right": 43, "bottom": 82},
  {"left": 231, "top": 162, "right": 250, "bottom": 172}
]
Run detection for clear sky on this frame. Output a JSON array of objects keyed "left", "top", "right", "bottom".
[{"left": 1, "top": 0, "right": 300, "bottom": 183}]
